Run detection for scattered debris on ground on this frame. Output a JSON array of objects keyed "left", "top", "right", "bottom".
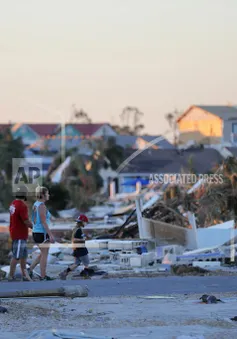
[
  {"left": 1, "top": 294, "right": 237, "bottom": 338},
  {"left": 0, "top": 306, "right": 8, "bottom": 313},
  {"left": 1, "top": 157, "right": 237, "bottom": 280},
  {"left": 199, "top": 294, "right": 224, "bottom": 304},
  {"left": 171, "top": 265, "right": 209, "bottom": 276}
]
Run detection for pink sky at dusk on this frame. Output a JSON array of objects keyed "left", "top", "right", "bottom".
[{"left": 0, "top": 0, "right": 237, "bottom": 135}]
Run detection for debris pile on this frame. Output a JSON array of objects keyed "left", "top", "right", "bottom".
[
  {"left": 171, "top": 265, "right": 209, "bottom": 276},
  {"left": 142, "top": 157, "right": 237, "bottom": 228},
  {"left": 195, "top": 157, "right": 237, "bottom": 226},
  {"left": 142, "top": 195, "right": 189, "bottom": 227}
]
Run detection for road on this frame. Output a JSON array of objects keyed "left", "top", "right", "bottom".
[{"left": 0, "top": 275, "right": 236, "bottom": 297}]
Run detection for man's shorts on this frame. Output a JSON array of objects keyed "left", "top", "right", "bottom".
[
  {"left": 12, "top": 240, "right": 28, "bottom": 259},
  {"left": 75, "top": 254, "right": 90, "bottom": 267}
]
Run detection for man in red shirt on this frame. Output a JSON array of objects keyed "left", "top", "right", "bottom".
[{"left": 8, "top": 185, "right": 33, "bottom": 281}]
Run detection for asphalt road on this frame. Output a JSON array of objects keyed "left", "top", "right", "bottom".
[{"left": 0, "top": 276, "right": 237, "bottom": 297}]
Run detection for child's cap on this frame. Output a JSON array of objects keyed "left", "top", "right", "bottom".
[{"left": 75, "top": 214, "right": 88, "bottom": 223}]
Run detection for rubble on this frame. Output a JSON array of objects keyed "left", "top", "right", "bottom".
[
  {"left": 142, "top": 199, "right": 189, "bottom": 227},
  {"left": 141, "top": 157, "right": 237, "bottom": 228},
  {"left": 2, "top": 158, "right": 237, "bottom": 281},
  {"left": 171, "top": 265, "right": 209, "bottom": 276}
]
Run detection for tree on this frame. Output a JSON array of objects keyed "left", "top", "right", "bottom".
[
  {"left": 70, "top": 105, "right": 92, "bottom": 123},
  {"left": 61, "top": 153, "right": 103, "bottom": 211},
  {"left": 43, "top": 180, "right": 70, "bottom": 216},
  {"left": 165, "top": 109, "right": 180, "bottom": 145},
  {"left": 0, "top": 128, "right": 25, "bottom": 181},
  {"left": 58, "top": 136, "right": 124, "bottom": 210},
  {"left": 165, "top": 113, "right": 175, "bottom": 128},
  {"left": 103, "top": 137, "right": 124, "bottom": 170},
  {"left": 118, "top": 106, "right": 145, "bottom": 135},
  {"left": 0, "top": 127, "right": 25, "bottom": 208},
  {"left": 111, "top": 124, "right": 134, "bottom": 135}
]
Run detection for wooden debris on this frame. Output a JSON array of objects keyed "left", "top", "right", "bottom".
[
  {"left": 98, "top": 157, "right": 237, "bottom": 240},
  {"left": 142, "top": 195, "right": 189, "bottom": 228},
  {"left": 142, "top": 157, "right": 237, "bottom": 228}
]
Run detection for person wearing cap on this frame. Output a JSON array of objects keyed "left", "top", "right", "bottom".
[
  {"left": 8, "top": 185, "right": 33, "bottom": 281},
  {"left": 59, "top": 214, "right": 90, "bottom": 279}
]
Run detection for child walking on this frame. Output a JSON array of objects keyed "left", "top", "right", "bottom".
[{"left": 59, "top": 214, "right": 90, "bottom": 279}]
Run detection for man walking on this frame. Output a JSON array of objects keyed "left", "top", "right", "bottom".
[{"left": 8, "top": 185, "right": 33, "bottom": 281}]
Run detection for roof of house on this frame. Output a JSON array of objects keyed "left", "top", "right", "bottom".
[
  {"left": 103, "top": 135, "right": 175, "bottom": 149},
  {"left": 197, "top": 106, "right": 237, "bottom": 118},
  {"left": 119, "top": 148, "right": 224, "bottom": 174},
  {"left": 27, "top": 136, "right": 82, "bottom": 152},
  {"left": 28, "top": 124, "right": 59, "bottom": 136},
  {"left": 226, "top": 147, "right": 237, "bottom": 157},
  {"left": 71, "top": 123, "right": 110, "bottom": 135},
  {"left": 27, "top": 136, "right": 96, "bottom": 156},
  {"left": 120, "top": 149, "right": 183, "bottom": 174},
  {"left": 177, "top": 105, "right": 237, "bottom": 122},
  {"left": 10, "top": 122, "right": 111, "bottom": 137},
  {"left": 180, "top": 148, "right": 224, "bottom": 173},
  {"left": 140, "top": 135, "right": 175, "bottom": 149}
]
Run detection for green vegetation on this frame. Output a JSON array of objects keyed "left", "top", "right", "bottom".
[{"left": 0, "top": 127, "right": 25, "bottom": 209}]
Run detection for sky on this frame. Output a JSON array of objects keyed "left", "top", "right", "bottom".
[{"left": 0, "top": 0, "right": 237, "bottom": 135}]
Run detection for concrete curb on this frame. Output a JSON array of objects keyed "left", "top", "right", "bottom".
[{"left": 0, "top": 285, "right": 88, "bottom": 298}]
